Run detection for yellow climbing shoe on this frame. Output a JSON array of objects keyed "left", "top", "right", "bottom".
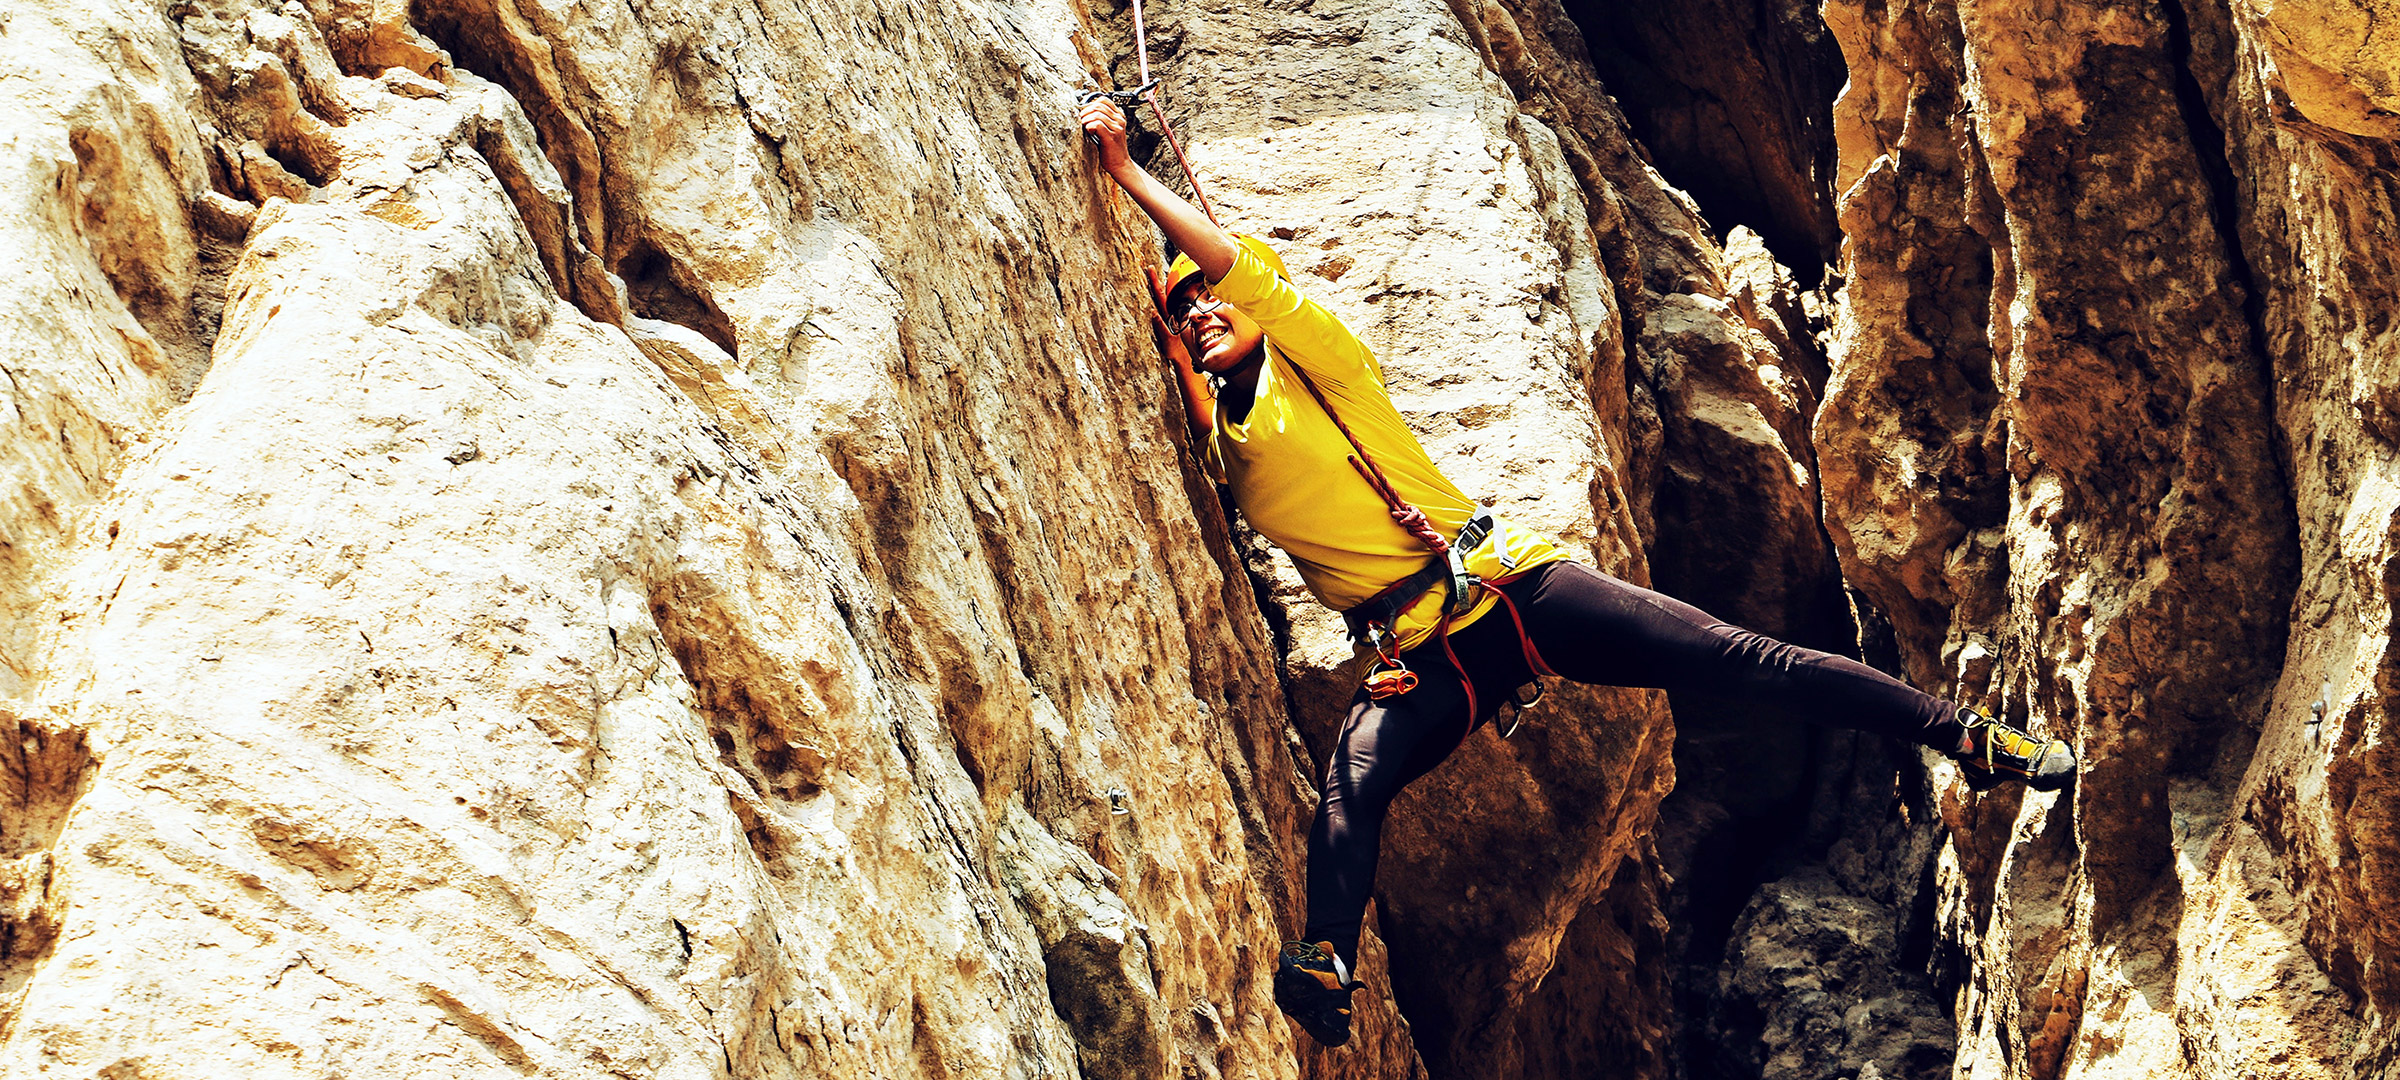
[{"left": 1953, "top": 708, "right": 2076, "bottom": 792}]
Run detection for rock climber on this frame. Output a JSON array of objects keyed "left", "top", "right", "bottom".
[{"left": 1076, "top": 96, "right": 2074, "bottom": 1049}]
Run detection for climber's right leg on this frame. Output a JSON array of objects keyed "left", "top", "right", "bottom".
[{"left": 1281, "top": 621, "right": 1527, "bottom": 1046}]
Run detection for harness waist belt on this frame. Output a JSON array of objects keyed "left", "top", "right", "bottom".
[{"left": 1340, "top": 512, "right": 1496, "bottom": 646}]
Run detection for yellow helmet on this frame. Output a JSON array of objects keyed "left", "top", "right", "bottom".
[{"left": 1164, "top": 234, "right": 1288, "bottom": 297}]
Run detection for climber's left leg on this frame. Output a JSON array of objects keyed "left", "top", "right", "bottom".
[
  {"left": 1497, "top": 561, "right": 1957, "bottom": 740},
  {"left": 1492, "top": 561, "right": 2072, "bottom": 789}
]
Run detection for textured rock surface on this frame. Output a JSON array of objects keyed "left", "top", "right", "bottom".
[
  {"left": 4, "top": 0, "right": 2396, "bottom": 1074},
  {"left": 1816, "top": 0, "right": 2400, "bottom": 1076},
  {"left": 1559, "top": 0, "right": 1848, "bottom": 273},
  {"left": 0, "top": 0, "right": 1310, "bottom": 1074},
  {"left": 0, "top": 0, "right": 1778, "bottom": 1072},
  {"left": 1707, "top": 864, "right": 1954, "bottom": 1080}
]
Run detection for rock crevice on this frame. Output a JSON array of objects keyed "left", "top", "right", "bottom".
[{"left": 1, "top": 0, "right": 2394, "bottom": 1076}]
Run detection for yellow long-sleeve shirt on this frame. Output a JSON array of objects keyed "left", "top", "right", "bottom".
[{"left": 1203, "top": 243, "right": 1565, "bottom": 650}]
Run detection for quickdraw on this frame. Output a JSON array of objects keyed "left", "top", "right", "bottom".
[
  {"left": 1076, "top": 79, "right": 1157, "bottom": 150},
  {"left": 1089, "top": 0, "right": 1549, "bottom": 732},
  {"left": 1084, "top": 0, "right": 1219, "bottom": 226},
  {"left": 1075, "top": 80, "right": 1159, "bottom": 113}
]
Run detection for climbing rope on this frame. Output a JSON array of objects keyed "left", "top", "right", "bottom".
[
  {"left": 1092, "top": 5, "right": 1555, "bottom": 726},
  {"left": 1127, "top": 0, "right": 1220, "bottom": 226},
  {"left": 1102, "top": 5, "right": 1438, "bottom": 552},
  {"left": 1093, "top": 4, "right": 1448, "bottom": 558},
  {"left": 1283, "top": 365, "right": 1450, "bottom": 555},
  {"left": 1082, "top": 1, "right": 1220, "bottom": 224}
]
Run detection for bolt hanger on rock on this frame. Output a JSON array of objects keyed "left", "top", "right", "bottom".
[{"left": 1076, "top": 0, "right": 1217, "bottom": 225}]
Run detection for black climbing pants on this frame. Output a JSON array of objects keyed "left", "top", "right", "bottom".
[{"left": 1302, "top": 560, "right": 1962, "bottom": 967}]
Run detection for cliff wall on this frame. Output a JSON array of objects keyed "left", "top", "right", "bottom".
[
  {"left": 0, "top": 0, "right": 1773, "bottom": 1073},
  {"left": 2, "top": 0, "right": 1309, "bottom": 1074},
  {"left": 0, "top": 0, "right": 2392, "bottom": 1075},
  {"left": 1817, "top": 0, "right": 2398, "bottom": 1075}
]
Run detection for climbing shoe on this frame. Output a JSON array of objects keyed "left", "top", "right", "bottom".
[
  {"left": 1951, "top": 708, "right": 2076, "bottom": 792},
  {"left": 1273, "top": 940, "right": 1360, "bottom": 1047}
]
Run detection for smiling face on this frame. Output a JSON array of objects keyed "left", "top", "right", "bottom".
[{"left": 1169, "top": 275, "right": 1266, "bottom": 376}]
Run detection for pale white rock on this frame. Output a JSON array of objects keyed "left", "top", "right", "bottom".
[{"left": 14, "top": 0, "right": 2389, "bottom": 1074}]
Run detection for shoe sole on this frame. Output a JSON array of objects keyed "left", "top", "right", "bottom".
[{"left": 1273, "top": 969, "right": 1354, "bottom": 1047}]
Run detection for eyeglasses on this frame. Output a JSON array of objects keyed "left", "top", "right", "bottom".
[{"left": 1165, "top": 286, "right": 1227, "bottom": 335}]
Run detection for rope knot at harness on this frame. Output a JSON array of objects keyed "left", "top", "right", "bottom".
[{"left": 1385, "top": 502, "right": 1448, "bottom": 554}]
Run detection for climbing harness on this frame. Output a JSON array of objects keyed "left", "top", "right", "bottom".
[
  {"left": 1090, "top": 0, "right": 1549, "bottom": 732},
  {"left": 1338, "top": 510, "right": 1487, "bottom": 687},
  {"left": 1286, "top": 361, "right": 1556, "bottom": 733}
]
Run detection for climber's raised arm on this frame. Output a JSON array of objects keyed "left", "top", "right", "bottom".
[{"left": 1079, "top": 97, "right": 1237, "bottom": 282}]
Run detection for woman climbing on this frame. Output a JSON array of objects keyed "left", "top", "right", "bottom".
[{"left": 1075, "top": 96, "right": 2073, "bottom": 1048}]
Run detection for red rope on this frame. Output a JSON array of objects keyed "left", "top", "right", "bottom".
[
  {"left": 1124, "top": 0, "right": 1453, "bottom": 563},
  {"left": 1485, "top": 580, "right": 1558, "bottom": 678},
  {"left": 1287, "top": 364, "right": 1450, "bottom": 554},
  {"left": 1130, "top": 0, "right": 1220, "bottom": 226}
]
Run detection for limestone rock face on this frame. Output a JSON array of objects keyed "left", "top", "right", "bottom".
[
  {"left": 2239, "top": 0, "right": 2400, "bottom": 138},
  {"left": 1558, "top": 0, "right": 1848, "bottom": 272},
  {"left": 1, "top": 0, "right": 1312, "bottom": 1074},
  {"left": 1818, "top": 0, "right": 2400, "bottom": 1075},
  {"left": 1705, "top": 865, "right": 1955, "bottom": 1079},
  {"left": 0, "top": 0, "right": 1788, "bottom": 1072},
  {"left": 6, "top": 0, "right": 2396, "bottom": 1074}
]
